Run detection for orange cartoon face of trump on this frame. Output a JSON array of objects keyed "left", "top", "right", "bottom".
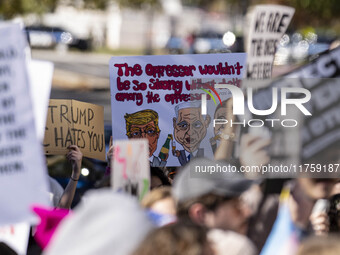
[{"left": 125, "top": 109, "right": 160, "bottom": 157}]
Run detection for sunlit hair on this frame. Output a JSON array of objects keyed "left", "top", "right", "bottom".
[
  {"left": 176, "top": 192, "right": 233, "bottom": 218},
  {"left": 141, "top": 187, "right": 172, "bottom": 209},
  {"left": 131, "top": 220, "right": 210, "bottom": 255},
  {"left": 124, "top": 109, "right": 160, "bottom": 137},
  {"left": 297, "top": 235, "right": 340, "bottom": 255}
]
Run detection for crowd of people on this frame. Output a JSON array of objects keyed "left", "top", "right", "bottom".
[
  {"left": 0, "top": 89, "right": 339, "bottom": 255},
  {"left": 1, "top": 129, "right": 337, "bottom": 255},
  {"left": 0, "top": 88, "right": 338, "bottom": 255}
]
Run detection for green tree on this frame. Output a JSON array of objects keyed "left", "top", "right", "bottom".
[
  {"left": 116, "top": 0, "right": 158, "bottom": 8},
  {"left": 278, "top": 0, "right": 340, "bottom": 29},
  {"left": 83, "top": 0, "right": 108, "bottom": 9},
  {"left": 0, "top": 0, "right": 58, "bottom": 19},
  {"left": 182, "top": 0, "right": 340, "bottom": 31}
]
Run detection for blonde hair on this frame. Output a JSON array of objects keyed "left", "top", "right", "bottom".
[
  {"left": 124, "top": 109, "right": 160, "bottom": 137},
  {"left": 141, "top": 187, "right": 172, "bottom": 209},
  {"left": 131, "top": 220, "right": 209, "bottom": 255},
  {"left": 297, "top": 235, "right": 340, "bottom": 255}
]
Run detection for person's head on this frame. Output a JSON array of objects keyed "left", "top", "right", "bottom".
[
  {"left": 297, "top": 235, "right": 340, "bottom": 255},
  {"left": 176, "top": 192, "right": 248, "bottom": 232},
  {"left": 331, "top": 180, "right": 340, "bottom": 196},
  {"left": 213, "top": 99, "right": 232, "bottom": 137},
  {"left": 124, "top": 109, "right": 160, "bottom": 157},
  {"left": 44, "top": 190, "right": 153, "bottom": 255},
  {"left": 141, "top": 187, "right": 176, "bottom": 216},
  {"left": 173, "top": 102, "right": 211, "bottom": 153},
  {"left": 131, "top": 220, "right": 214, "bottom": 255},
  {"left": 150, "top": 167, "right": 171, "bottom": 190},
  {"left": 0, "top": 242, "right": 17, "bottom": 255},
  {"left": 208, "top": 229, "right": 257, "bottom": 255},
  {"left": 329, "top": 194, "right": 340, "bottom": 232},
  {"left": 298, "top": 143, "right": 340, "bottom": 200},
  {"left": 163, "top": 167, "right": 178, "bottom": 182},
  {"left": 298, "top": 179, "right": 339, "bottom": 200},
  {"left": 173, "top": 158, "right": 253, "bottom": 233}
]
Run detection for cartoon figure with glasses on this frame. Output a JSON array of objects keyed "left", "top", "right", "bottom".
[
  {"left": 173, "top": 102, "right": 211, "bottom": 166},
  {"left": 124, "top": 109, "right": 168, "bottom": 167}
]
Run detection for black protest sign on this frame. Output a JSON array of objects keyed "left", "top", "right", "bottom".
[
  {"left": 290, "top": 47, "right": 340, "bottom": 162},
  {"left": 43, "top": 99, "right": 105, "bottom": 161},
  {"left": 287, "top": 46, "right": 340, "bottom": 78},
  {"left": 247, "top": 46, "right": 340, "bottom": 165},
  {"left": 301, "top": 78, "right": 340, "bottom": 162}
]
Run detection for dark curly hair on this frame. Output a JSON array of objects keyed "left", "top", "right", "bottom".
[{"left": 329, "top": 194, "right": 340, "bottom": 232}]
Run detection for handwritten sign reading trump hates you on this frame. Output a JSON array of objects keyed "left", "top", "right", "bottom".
[
  {"left": 109, "top": 53, "right": 246, "bottom": 166},
  {"left": 43, "top": 99, "right": 105, "bottom": 161}
]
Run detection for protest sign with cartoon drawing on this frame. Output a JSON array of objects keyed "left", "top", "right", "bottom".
[{"left": 109, "top": 54, "right": 246, "bottom": 166}]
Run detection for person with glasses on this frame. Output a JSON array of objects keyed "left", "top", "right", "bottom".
[
  {"left": 173, "top": 101, "right": 211, "bottom": 166},
  {"left": 124, "top": 109, "right": 168, "bottom": 167}
]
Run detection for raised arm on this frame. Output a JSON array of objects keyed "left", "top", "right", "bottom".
[{"left": 57, "top": 145, "right": 82, "bottom": 209}]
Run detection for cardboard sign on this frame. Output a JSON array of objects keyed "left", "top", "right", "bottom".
[
  {"left": 43, "top": 99, "right": 106, "bottom": 161},
  {"left": 0, "top": 223, "right": 30, "bottom": 255},
  {"left": 112, "top": 139, "right": 150, "bottom": 200},
  {"left": 109, "top": 53, "right": 246, "bottom": 166},
  {"left": 244, "top": 5, "right": 295, "bottom": 79},
  {"left": 0, "top": 23, "right": 50, "bottom": 226}
]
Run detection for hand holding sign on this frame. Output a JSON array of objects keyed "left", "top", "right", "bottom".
[
  {"left": 58, "top": 145, "right": 83, "bottom": 209},
  {"left": 66, "top": 145, "right": 83, "bottom": 180},
  {"left": 106, "top": 136, "right": 114, "bottom": 168},
  {"left": 239, "top": 133, "right": 271, "bottom": 170}
]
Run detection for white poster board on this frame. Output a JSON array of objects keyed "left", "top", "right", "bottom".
[
  {"left": 0, "top": 222, "right": 30, "bottom": 255},
  {"left": 28, "top": 60, "right": 54, "bottom": 142},
  {"left": 112, "top": 139, "right": 150, "bottom": 200},
  {"left": 244, "top": 5, "right": 295, "bottom": 79},
  {"left": 109, "top": 53, "right": 246, "bottom": 166},
  {"left": 0, "top": 23, "right": 50, "bottom": 226}
]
